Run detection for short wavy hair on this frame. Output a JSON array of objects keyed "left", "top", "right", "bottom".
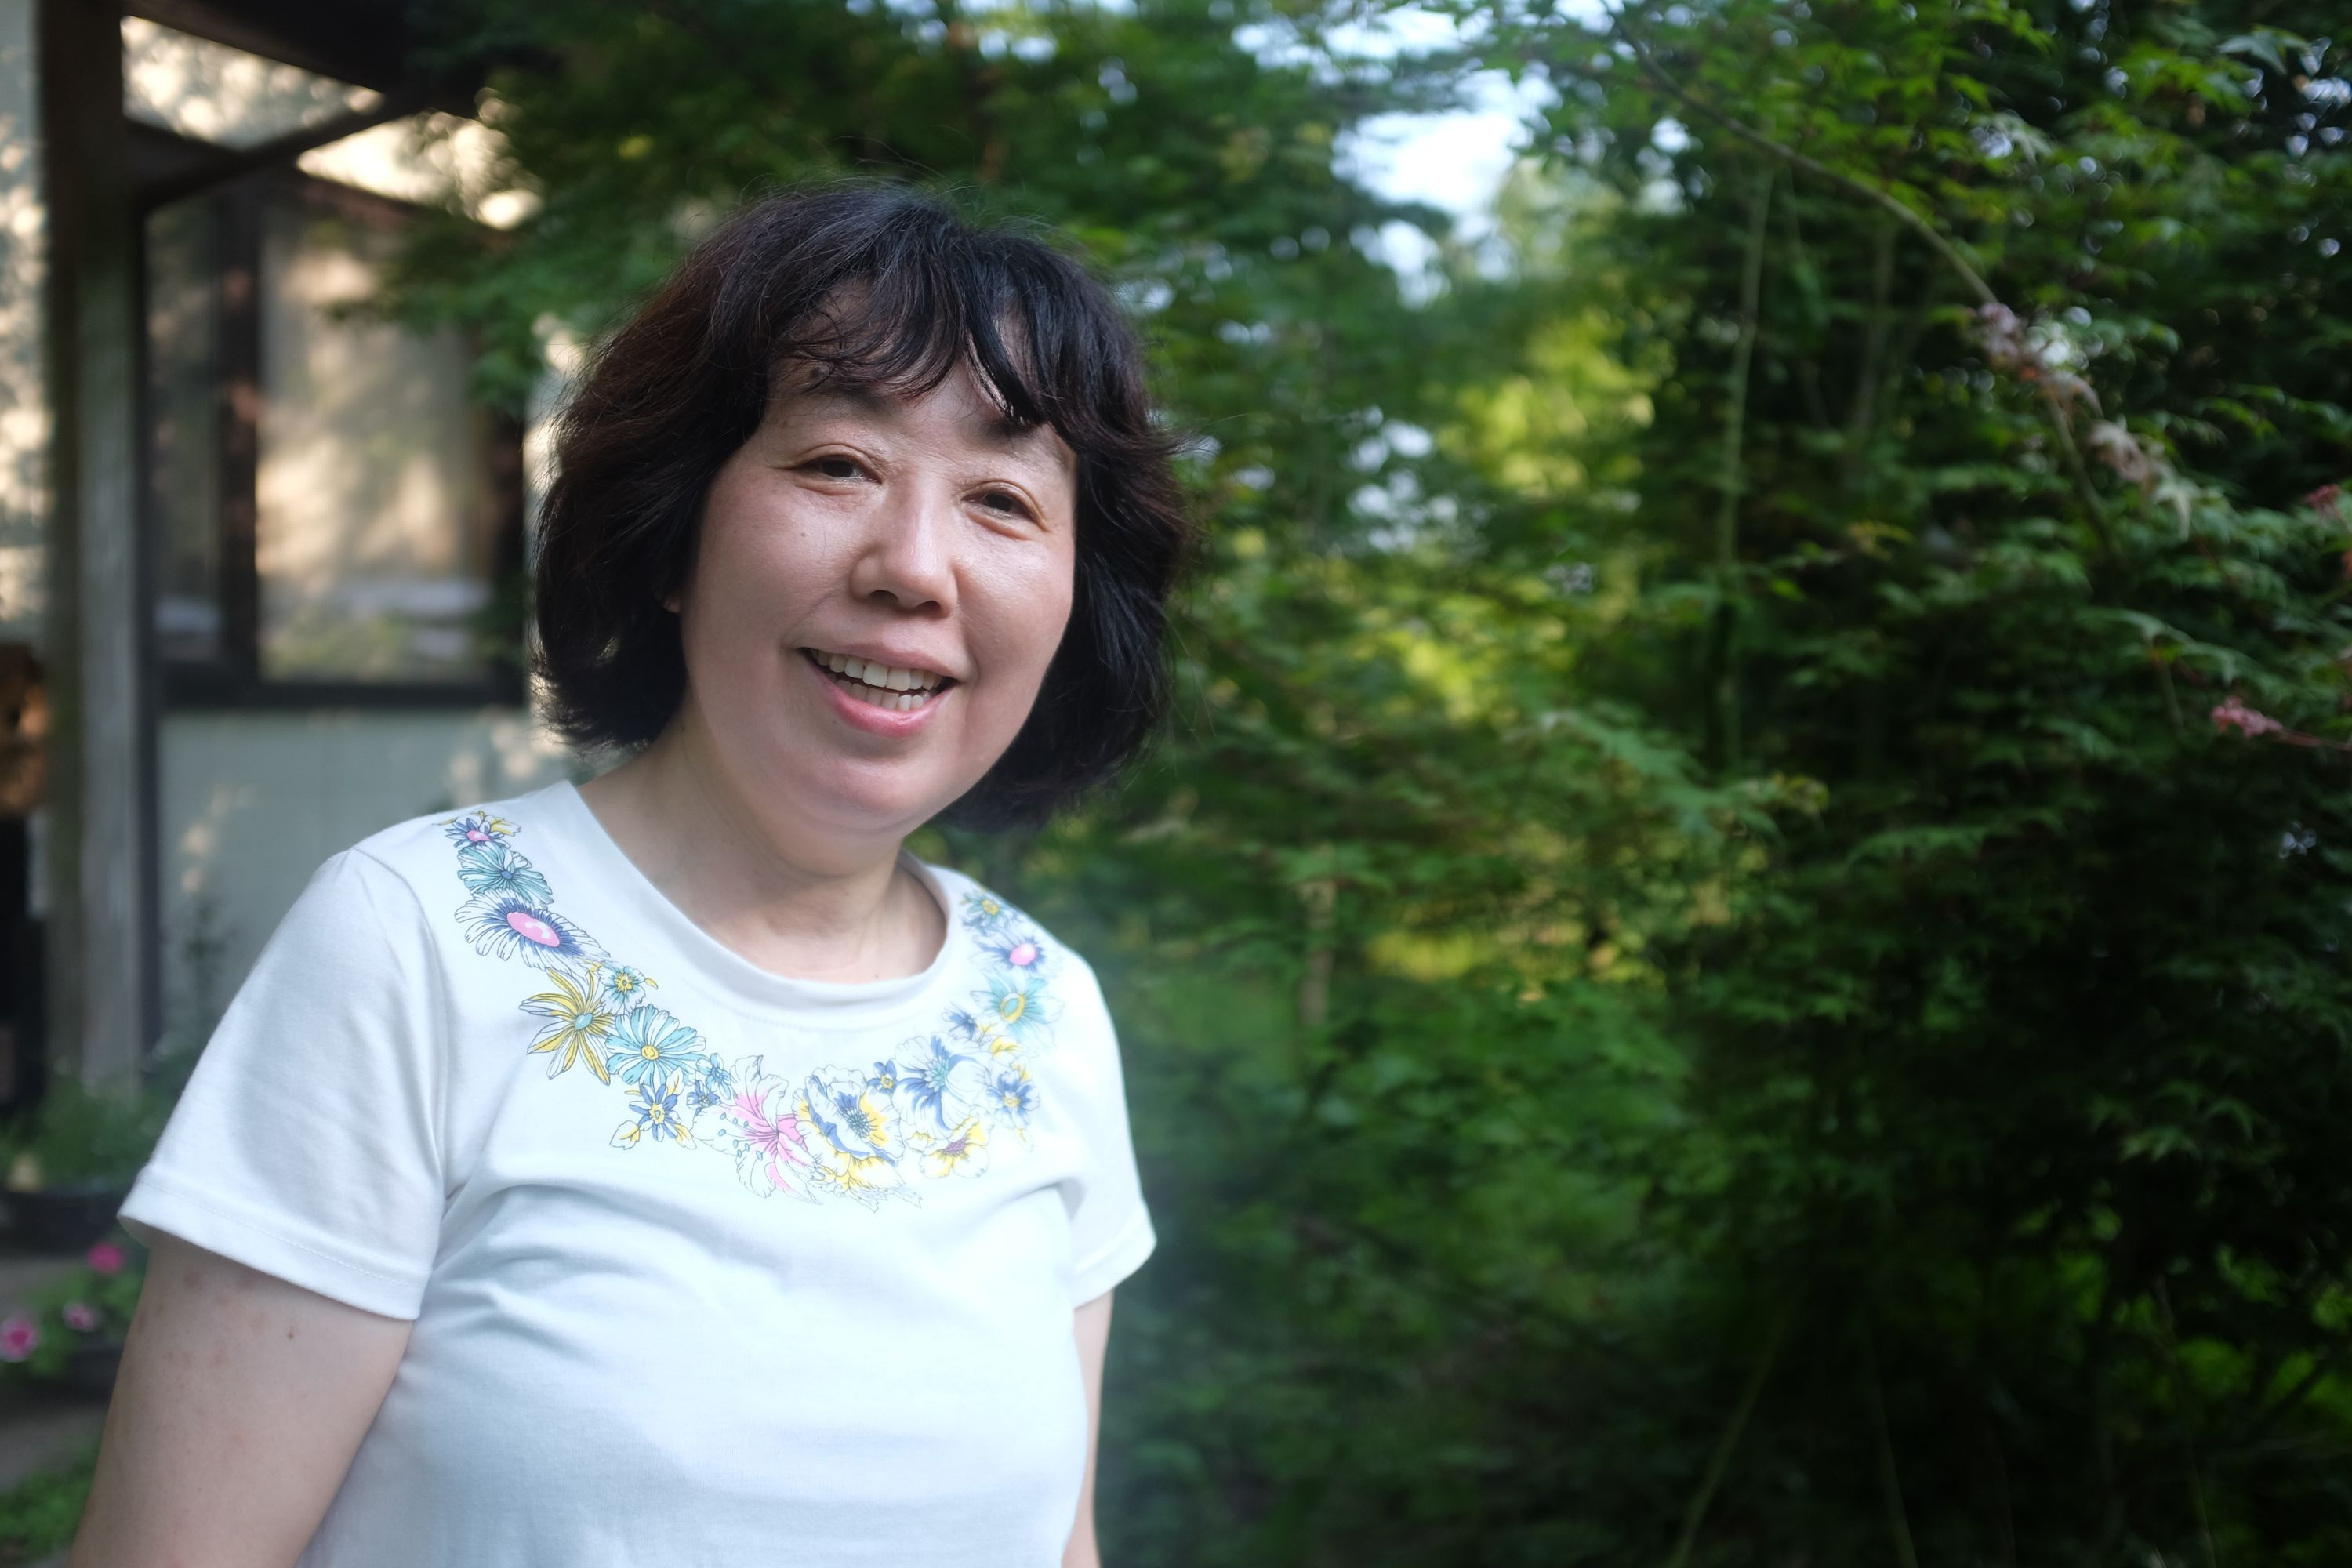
[{"left": 533, "top": 183, "right": 1192, "bottom": 829}]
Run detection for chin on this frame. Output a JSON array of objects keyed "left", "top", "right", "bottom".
[{"left": 780, "top": 764, "right": 968, "bottom": 837}]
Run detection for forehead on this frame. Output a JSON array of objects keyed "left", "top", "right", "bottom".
[{"left": 774, "top": 363, "right": 1076, "bottom": 477}]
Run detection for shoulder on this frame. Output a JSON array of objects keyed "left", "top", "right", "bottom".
[
  {"left": 925, "top": 861, "right": 1098, "bottom": 976},
  {"left": 293, "top": 783, "right": 579, "bottom": 946},
  {"left": 342, "top": 783, "right": 574, "bottom": 878},
  {"left": 920, "top": 860, "right": 1113, "bottom": 1031}
]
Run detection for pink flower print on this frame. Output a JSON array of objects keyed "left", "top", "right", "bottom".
[
  {"left": 60, "top": 1301, "right": 100, "bottom": 1333},
  {"left": 506, "top": 908, "right": 560, "bottom": 946},
  {"left": 85, "top": 1240, "right": 125, "bottom": 1276},
  {"left": 1007, "top": 940, "right": 1040, "bottom": 968},
  {"left": 0, "top": 1313, "right": 37, "bottom": 1362},
  {"left": 724, "top": 1066, "right": 816, "bottom": 1201},
  {"left": 2211, "top": 696, "right": 2284, "bottom": 738}
]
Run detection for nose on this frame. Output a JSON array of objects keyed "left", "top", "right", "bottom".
[{"left": 847, "top": 477, "right": 958, "bottom": 615}]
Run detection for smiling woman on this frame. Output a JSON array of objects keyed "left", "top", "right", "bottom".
[{"left": 80, "top": 185, "right": 1195, "bottom": 1568}]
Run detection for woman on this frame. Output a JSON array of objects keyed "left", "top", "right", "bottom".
[{"left": 74, "top": 184, "right": 1190, "bottom": 1567}]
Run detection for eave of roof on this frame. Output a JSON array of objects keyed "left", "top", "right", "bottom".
[{"left": 125, "top": 0, "right": 474, "bottom": 111}]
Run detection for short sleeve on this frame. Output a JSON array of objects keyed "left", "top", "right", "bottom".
[
  {"left": 119, "top": 848, "right": 447, "bottom": 1319},
  {"left": 1054, "top": 955, "right": 1156, "bottom": 1305}
]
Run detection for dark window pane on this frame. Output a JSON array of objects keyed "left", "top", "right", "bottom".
[
  {"left": 146, "top": 196, "right": 223, "bottom": 662},
  {"left": 255, "top": 191, "right": 500, "bottom": 683}
]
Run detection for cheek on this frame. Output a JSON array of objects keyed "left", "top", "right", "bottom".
[
  {"left": 975, "top": 546, "right": 1079, "bottom": 687},
  {"left": 678, "top": 483, "right": 835, "bottom": 661}
]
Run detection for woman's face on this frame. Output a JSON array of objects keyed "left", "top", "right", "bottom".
[{"left": 671, "top": 361, "right": 1079, "bottom": 842}]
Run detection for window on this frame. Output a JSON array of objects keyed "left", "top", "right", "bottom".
[{"left": 143, "top": 172, "right": 525, "bottom": 706}]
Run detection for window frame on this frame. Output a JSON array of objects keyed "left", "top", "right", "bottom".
[{"left": 144, "top": 162, "right": 528, "bottom": 711}]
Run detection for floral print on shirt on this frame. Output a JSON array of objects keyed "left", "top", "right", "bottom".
[{"left": 441, "top": 812, "right": 1064, "bottom": 1210}]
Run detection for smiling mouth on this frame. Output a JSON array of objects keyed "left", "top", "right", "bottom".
[{"left": 801, "top": 648, "right": 956, "bottom": 713}]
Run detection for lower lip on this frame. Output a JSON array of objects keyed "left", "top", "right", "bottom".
[{"left": 804, "top": 653, "right": 951, "bottom": 738}]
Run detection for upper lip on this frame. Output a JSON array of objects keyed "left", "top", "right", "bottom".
[{"left": 801, "top": 643, "right": 960, "bottom": 683}]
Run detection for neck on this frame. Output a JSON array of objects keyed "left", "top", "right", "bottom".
[{"left": 575, "top": 706, "right": 944, "bottom": 984}]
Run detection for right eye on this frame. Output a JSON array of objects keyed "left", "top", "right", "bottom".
[{"left": 809, "top": 456, "right": 864, "bottom": 481}]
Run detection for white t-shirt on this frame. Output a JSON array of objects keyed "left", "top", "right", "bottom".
[{"left": 119, "top": 779, "right": 1156, "bottom": 1567}]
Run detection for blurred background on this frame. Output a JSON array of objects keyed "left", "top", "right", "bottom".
[{"left": 0, "top": 0, "right": 2349, "bottom": 1562}]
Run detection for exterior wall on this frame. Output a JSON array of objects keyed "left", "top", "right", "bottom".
[
  {"left": 155, "top": 708, "right": 574, "bottom": 1035},
  {"left": 0, "top": 0, "right": 45, "bottom": 639}
]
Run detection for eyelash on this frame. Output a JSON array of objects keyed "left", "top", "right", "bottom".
[{"left": 803, "top": 457, "right": 1037, "bottom": 521}]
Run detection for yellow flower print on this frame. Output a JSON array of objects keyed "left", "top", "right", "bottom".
[
  {"left": 521, "top": 966, "right": 615, "bottom": 1082},
  {"left": 911, "top": 1116, "right": 991, "bottom": 1179}
]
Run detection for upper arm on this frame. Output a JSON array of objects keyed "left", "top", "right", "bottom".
[
  {"left": 1064, "top": 1289, "right": 1116, "bottom": 1568},
  {"left": 70, "top": 1232, "right": 412, "bottom": 1568}
]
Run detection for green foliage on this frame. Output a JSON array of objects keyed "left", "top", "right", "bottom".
[
  {"left": 0, "top": 1447, "right": 96, "bottom": 1564},
  {"left": 1, "top": 1079, "right": 172, "bottom": 1188},
  {"left": 389, "top": 0, "right": 2352, "bottom": 1559}
]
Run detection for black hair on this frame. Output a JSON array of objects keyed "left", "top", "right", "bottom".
[{"left": 532, "top": 181, "right": 1192, "bottom": 829}]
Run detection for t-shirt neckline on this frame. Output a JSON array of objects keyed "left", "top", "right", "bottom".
[{"left": 540, "top": 778, "right": 966, "bottom": 1024}]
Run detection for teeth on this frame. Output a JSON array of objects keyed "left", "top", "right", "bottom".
[{"left": 808, "top": 649, "right": 946, "bottom": 705}]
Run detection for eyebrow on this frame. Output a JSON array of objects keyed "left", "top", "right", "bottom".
[{"left": 800, "top": 385, "right": 1074, "bottom": 475}]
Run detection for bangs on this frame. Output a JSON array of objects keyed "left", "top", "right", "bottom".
[
  {"left": 771, "top": 267, "right": 1050, "bottom": 431},
  {"left": 705, "top": 194, "right": 1131, "bottom": 452}
]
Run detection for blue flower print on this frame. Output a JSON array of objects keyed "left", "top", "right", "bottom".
[
  {"left": 460, "top": 891, "right": 607, "bottom": 971},
  {"left": 898, "top": 1036, "right": 985, "bottom": 1129},
  {"left": 798, "top": 1066, "right": 898, "bottom": 1164},
  {"left": 612, "top": 1069, "right": 697, "bottom": 1149},
  {"left": 600, "top": 964, "right": 655, "bottom": 1010},
  {"left": 444, "top": 812, "right": 517, "bottom": 849},
  {"left": 980, "top": 1065, "right": 1039, "bottom": 1131},
  {"left": 960, "top": 891, "right": 1008, "bottom": 931},
  {"left": 685, "top": 1057, "right": 735, "bottom": 1114},
  {"left": 698, "top": 1057, "right": 735, "bottom": 1101},
  {"left": 866, "top": 1058, "right": 902, "bottom": 1096},
  {"left": 794, "top": 1067, "right": 906, "bottom": 1207},
  {"left": 604, "top": 1006, "right": 709, "bottom": 1087},
  {"left": 455, "top": 840, "right": 554, "bottom": 907},
  {"left": 975, "top": 968, "right": 1059, "bottom": 1053},
  {"left": 976, "top": 924, "right": 1050, "bottom": 976}
]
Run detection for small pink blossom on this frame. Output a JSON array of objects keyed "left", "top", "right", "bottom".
[
  {"left": 2211, "top": 696, "right": 2284, "bottom": 738},
  {"left": 1006, "top": 941, "right": 1040, "bottom": 968},
  {"left": 2307, "top": 483, "right": 2343, "bottom": 521},
  {"left": 85, "top": 1241, "right": 125, "bottom": 1276},
  {"left": 0, "top": 1313, "right": 38, "bottom": 1362},
  {"left": 60, "top": 1301, "right": 100, "bottom": 1333}
]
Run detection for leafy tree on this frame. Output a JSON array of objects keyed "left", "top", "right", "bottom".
[{"left": 1467, "top": 0, "right": 2352, "bottom": 1559}]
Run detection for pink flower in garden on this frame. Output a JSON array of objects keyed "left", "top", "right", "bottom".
[
  {"left": 2211, "top": 696, "right": 2284, "bottom": 738},
  {"left": 60, "top": 1301, "right": 100, "bottom": 1333},
  {"left": 2306, "top": 483, "right": 2343, "bottom": 521},
  {"left": 85, "top": 1241, "right": 125, "bottom": 1276},
  {"left": 0, "top": 1313, "right": 37, "bottom": 1362}
]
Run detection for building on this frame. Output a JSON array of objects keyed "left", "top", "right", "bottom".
[{"left": 1, "top": 0, "right": 569, "bottom": 1101}]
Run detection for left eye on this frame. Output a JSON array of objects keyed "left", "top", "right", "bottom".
[{"left": 977, "top": 490, "right": 1029, "bottom": 517}]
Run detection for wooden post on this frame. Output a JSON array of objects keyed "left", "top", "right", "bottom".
[{"left": 39, "top": 0, "right": 151, "bottom": 1091}]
